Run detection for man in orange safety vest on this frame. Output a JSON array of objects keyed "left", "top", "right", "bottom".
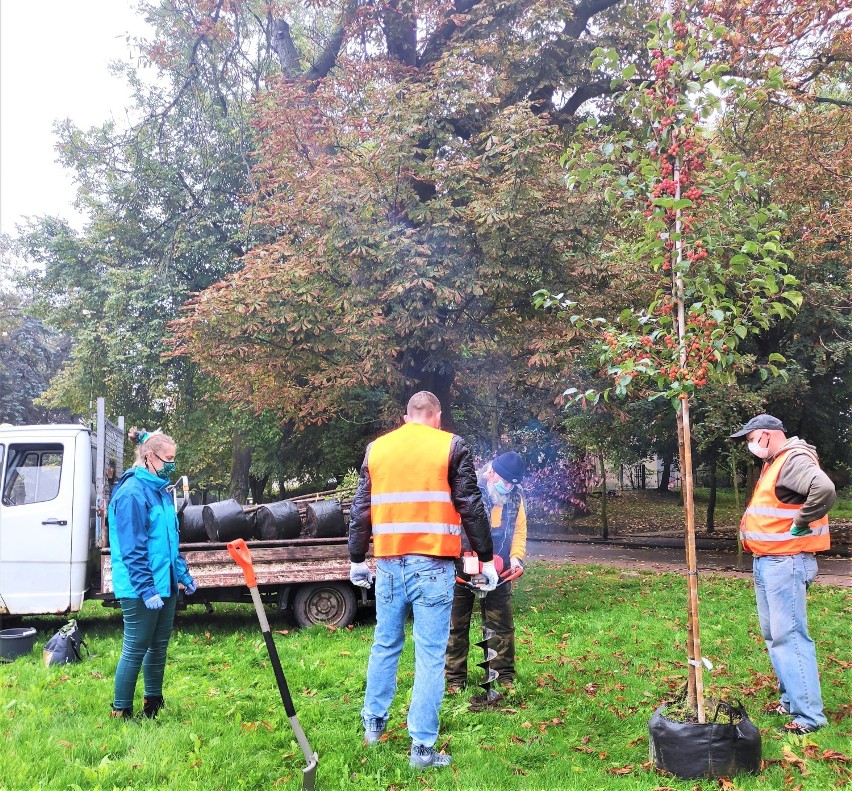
[
  {"left": 348, "top": 391, "right": 495, "bottom": 768},
  {"left": 731, "top": 414, "right": 836, "bottom": 735}
]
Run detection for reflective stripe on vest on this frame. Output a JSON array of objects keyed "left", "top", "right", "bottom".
[
  {"left": 740, "top": 448, "right": 830, "bottom": 556},
  {"left": 368, "top": 422, "right": 461, "bottom": 558}
]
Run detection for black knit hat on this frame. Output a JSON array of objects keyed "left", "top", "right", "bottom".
[{"left": 492, "top": 451, "right": 526, "bottom": 484}]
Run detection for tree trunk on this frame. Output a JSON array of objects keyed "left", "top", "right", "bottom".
[
  {"left": 403, "top": 351, "right": 455, "bottom": 430},
  {"left": 491, "top": 381, "right": 500, "bottom": 455},
  {"left": 705, "top": 460, "right": 717, "bottom": 534},
  {"left": 228, "top": 430, "right": 251, "bottom": 504},
  {"left": 732, "top": 456, "right": 744, "bottom": 569},
  {"left": 249, "top": 473, "right": 269, "bottom": 505},
  {"left": 598, "top": 450, "right": 608, "bottom": 540},
  {"left": 657, "top": 450, "right": 673, "bottom": 491}
]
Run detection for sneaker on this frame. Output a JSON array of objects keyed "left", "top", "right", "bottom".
[
  {"left": 773, "top": 702, "right": 790, "bottom": 715},
  {"left": 778, "top": 721, "right": 818, "bottom": 736},
  {"left": 363, "top": 717, "right": 386, "bottom": 745},
  {"left": 409, "top": 744, "right": 452, "bottom": 768}
]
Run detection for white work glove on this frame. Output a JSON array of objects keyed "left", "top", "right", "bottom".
[
  {"left": 477, "top": 560, "right": 499, "bottom": 592},
  {"left": 350, "top": 561, "right": 374, "bottom": 588},
  {"left": 510, "top": 557, "right": 524, "bottom": 572}
]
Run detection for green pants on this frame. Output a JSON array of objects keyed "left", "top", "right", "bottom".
[{"left": 113, "top": 594, "right": 178, "bottom": 711}]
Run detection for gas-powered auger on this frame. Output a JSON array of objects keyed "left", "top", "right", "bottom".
[{"left": 456, "top": 554, "right": 524, "bottom": 705}]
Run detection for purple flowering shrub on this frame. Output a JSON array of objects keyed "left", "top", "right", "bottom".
[{"left": 523, "top": 454, "right": 593, "bottom": 523}]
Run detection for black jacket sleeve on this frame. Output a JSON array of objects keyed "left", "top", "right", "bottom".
[
  {"left": 348, "top": 445, "right": 373, "bottom": 563},
  {"left": 449, "top": 435, "right": 493, "bottom": 562}
]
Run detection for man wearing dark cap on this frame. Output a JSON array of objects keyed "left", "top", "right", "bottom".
[
  {"left": 445, "top": 451, "right": 528, "bottom": 691},
  {"left": 731, "top": 414, "right": 836, "bottom": 735}
]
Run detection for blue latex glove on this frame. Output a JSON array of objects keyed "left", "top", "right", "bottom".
[
  {"left": 184, "top": 579, "right": 197, "bottom": 595},
  {"left": 144, "top": 594, "right": 165, "bottom": 610},
  {"left": 350, "top": 561, "right": 373, "bottom": 588}
]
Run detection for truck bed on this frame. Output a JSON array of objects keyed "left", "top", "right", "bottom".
[{"left": 100, "top": 536, "right": 358, "bottom": 594}]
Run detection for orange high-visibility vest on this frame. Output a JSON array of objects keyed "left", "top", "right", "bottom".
[
  {"left": 368, "top": 422, "right": 462, "bottom": 558},
  {"left": 740, "top": 448, "right": 830, "bottom": 556}
]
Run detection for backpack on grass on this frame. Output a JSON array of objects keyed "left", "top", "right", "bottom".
[{"left": 43, "top": 619, "right": 88, "bottom": 666}]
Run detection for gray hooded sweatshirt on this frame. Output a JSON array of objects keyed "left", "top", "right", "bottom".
[{"left": 769, "top": 438, "right": 837, "bottom": 528}]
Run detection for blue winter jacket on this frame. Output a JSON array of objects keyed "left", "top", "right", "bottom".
[{"left": 108, "top": 466, "right": 193, "bottom": 600}]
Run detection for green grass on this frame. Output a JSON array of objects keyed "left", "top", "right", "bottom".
[{"left": 2, "top": 564, "right": 850, "bottom": 790}]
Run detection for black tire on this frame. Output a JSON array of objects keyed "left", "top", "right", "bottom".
[{"left": 292, "top": 582, "right": 357, "bottom": 628}]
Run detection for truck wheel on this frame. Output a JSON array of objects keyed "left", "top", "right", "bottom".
[{"left": 292, "top": 582, "right": 357, "bottom": 628}]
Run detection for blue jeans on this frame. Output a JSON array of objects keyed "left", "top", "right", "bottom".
[
  {"left": 753, "top": 553, "right": 826, "bottom": 729},
  {"left": 362, "top": 556, "right": 455, "bottom": 747},
  {"left": 113, "top": 594, "right": 178, "bottom": 710}
]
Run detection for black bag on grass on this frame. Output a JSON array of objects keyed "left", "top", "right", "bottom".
[
  {"left": 43, "top": 619, "right": 88, "bottom": 666},
  {"left": 648, "top": 699, "right": 761, "bottom": 779}
]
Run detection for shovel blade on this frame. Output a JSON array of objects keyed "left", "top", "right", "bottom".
[{"left": 301, "top": 752, "right": 318, "bottom": 791}]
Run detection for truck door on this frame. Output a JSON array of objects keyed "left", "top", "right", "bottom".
[{"left": 0, "top": 440, "right": 75, "bottom": 614}]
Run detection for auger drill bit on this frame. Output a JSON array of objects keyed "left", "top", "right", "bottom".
[{"left": 475, "top": 626, "right": 502, "bottom": 703}]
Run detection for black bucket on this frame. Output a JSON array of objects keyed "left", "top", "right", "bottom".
[
  {"left": 305, "top": 499, "right": 346, "bottom": 538},
  {"left": 256, "top": 500, "right": 302, "bottom": 540},
  {"left": 178, "top": 504, "right": 208, "bottom": 543},
  {"left": 202, "top": 499, "right": 252, "bottom": 543},
  {"left": 0, "top": 627, "right": 37, "bottom": 661}
]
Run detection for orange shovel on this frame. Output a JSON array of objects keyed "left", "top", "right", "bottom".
[{"left": 227, "top": 538, "right": 318, "bottom": 790}]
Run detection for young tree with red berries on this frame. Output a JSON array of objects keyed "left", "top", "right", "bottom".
[{"left": 537, "top": 4, "right": 802, "bottom": 719}]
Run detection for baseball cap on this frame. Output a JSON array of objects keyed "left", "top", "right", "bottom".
[{"left": 730, "top": 414, "right": 786, "bottom": 439}]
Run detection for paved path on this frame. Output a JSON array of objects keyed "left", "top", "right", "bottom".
[{"left": 527, "top": 535, "right": 851, "bottom": 588}]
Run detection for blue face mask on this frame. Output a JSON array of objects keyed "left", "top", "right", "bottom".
[
  {"left": 157, "top": 461, "right": 176, "bottom": 480},
  {"left": 494, "top": 479, "right": 514, "bottom": 496}
]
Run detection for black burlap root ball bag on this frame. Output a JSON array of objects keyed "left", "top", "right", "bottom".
[{"left": 648, "top": 700, "right": 762, "bottom": 779}]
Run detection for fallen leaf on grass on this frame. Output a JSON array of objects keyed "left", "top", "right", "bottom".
[
  {"left": 802, "top": 745, "right": 850, "bottom": 762},
  {"left": 781, "top": 746, "right": 809, "bottom": 773},
  {"left": 607, "top": 765, "right": 633, "bottom": 775},
  {"left": 58, "top": 740, "right": 73, "bottom": 749}
]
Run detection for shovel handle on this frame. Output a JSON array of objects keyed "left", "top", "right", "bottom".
[{"left": 227, "top": 538, "right": 257, "bottom": 588}]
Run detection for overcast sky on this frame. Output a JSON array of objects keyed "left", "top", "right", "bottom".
[{"left": 0, "top": 1, "right": 148, "bottom": 237}]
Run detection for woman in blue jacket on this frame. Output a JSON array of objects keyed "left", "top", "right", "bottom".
[{"left": 107, "top": 427, "right": 196, "bottom": 719}]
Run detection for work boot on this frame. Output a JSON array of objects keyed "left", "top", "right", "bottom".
[
  {"left": 109, "top": 707, "right": 133, "bottom": 719},
  {"left": 409, "top": 744, "right": 452, "bottom": 768},
  {"left": 141, "top": 695, "right": 165, "bottom": 719},
  {"left": 363, "top": 716, "right": 386, "bottom": 745}
]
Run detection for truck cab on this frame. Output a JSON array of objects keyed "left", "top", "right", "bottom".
[{"left": 0, "top": 424, "right": 95, "bottom": 615}]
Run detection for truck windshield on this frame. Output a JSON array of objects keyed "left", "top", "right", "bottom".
[{"left": 2, "top": 444, "right": 64, "bottom": 506}]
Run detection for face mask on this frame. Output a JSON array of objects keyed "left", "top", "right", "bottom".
[
  {"left": 747, "top": 440, "right": 770, "bottom": 459},
  {"left": 157, "top": 461, "right": 176, "bottom": 480},
  {"left": 494, "top": 479, "right": 514, "bottom": 496}
]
